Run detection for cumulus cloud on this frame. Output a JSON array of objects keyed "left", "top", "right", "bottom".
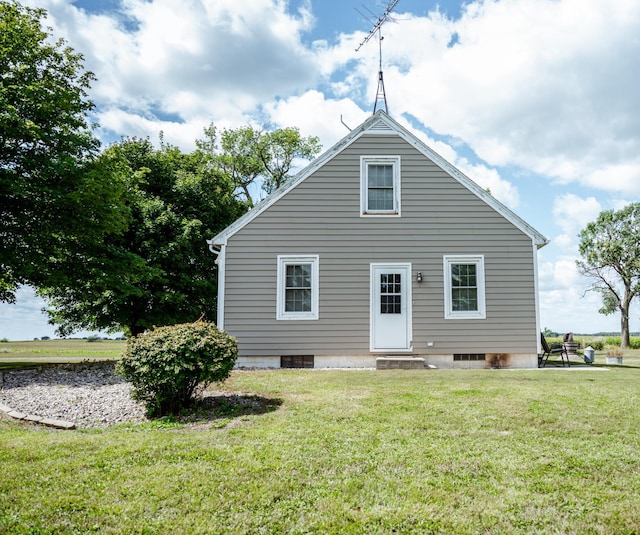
[
  {"left": 346, "top": 0, "right": 640, "bottom": 196},
  {"left": 26, "top": 0, "right": 640, "bottom": 198},
  {"left": 263, "top": 90, "right": 370, "bottom": 149},
  {"left": 552, "top": 193, "right": 601, "bottom": 245},
  {"left": 29, "top": 0, "right": 321, "bottom": 145}
]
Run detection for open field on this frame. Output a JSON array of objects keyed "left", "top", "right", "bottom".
[
  {"left": 2, "top": 363, "right": 640, "bottom": 533},
  {"left": 2, "top": 339, "right": 639, "bottom": 369},
  {"left": 0, "top": 339, "right": 125, "bottom": 370}
]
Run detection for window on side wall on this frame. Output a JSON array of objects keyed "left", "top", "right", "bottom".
[
  {"left": 360, "top": 156, "right": 401, "bottom": 216},
  {"left": 277, "top": 255, "right": 319, "bottom": 320},
  {"left": 443, "top": 255, "right": 486, "bottom": 319}
]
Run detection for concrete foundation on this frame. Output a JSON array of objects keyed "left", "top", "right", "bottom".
[{"left": 234, "top": 353, "right": 539, "bottom": 370}]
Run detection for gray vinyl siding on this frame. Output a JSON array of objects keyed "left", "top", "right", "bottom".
[{"left": 223, "top": 133, "right": 538, "bottom": 357}]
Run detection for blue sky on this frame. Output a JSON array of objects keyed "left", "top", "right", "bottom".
[{"left": 2, "top": 0, "right": 639, "bottom": 340}]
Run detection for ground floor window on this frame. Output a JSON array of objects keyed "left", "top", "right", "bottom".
[
  {"left": 443, "top": 255, "right": 486, "bottom": 319},
  {"left": 276, "top": 255, "right": 319, "bottom": 320}
]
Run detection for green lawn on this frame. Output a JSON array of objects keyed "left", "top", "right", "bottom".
[
  {"left": 2, "top": 362, "right": 640, "bottom": 534},
  {"left": 0, "top": 339, "right": 125, "bottom": 370}
]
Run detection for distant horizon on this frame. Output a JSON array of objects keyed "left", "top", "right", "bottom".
[{"left": 3, "top": 332, "right": 640, "bottom": 343}]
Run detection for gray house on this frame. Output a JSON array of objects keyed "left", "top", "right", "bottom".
[{"left": 208, "top": 111, "right": 548, "bottom": 369}]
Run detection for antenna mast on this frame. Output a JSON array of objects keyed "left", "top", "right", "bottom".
[{"left": 355, "top": 0, "right": 400, "bottom": 114}]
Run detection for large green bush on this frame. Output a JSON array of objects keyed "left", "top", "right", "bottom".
[{"left": 116, "top": 321, "right": 238, "bottom": 417}]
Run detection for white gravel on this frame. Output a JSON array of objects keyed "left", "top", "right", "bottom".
[{"left": 0, "top": 362, "right": 147, "bottom": 428}]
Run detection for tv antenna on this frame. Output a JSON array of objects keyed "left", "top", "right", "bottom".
[{"left": 355, "top": 0, "right": 400, "bottom": 114}]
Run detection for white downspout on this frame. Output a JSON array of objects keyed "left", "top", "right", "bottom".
[{"left": 207, "top": 239, "right": 226, "bottom": 330}]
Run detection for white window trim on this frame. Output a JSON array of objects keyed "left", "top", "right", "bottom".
[
  {"left": 360, "top": 155, "right": 401, "bottom": 217},
  {"left": 276, "top": 255, "right": 319, "bottom": 320},
  {"left": 443, "top": 255, "right": 486, "bottom": 319}
]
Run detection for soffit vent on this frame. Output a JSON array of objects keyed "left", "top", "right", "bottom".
[{"left": 366, "top": 120, "right": 394, "bottom": 134}]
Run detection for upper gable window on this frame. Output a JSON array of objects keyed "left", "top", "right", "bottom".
[{"left": 360, "top": 156, "right": 401, "bottom": 216}]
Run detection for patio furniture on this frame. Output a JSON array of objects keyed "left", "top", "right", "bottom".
[{"left": 540, "top": 333, "right": 569, "bottom": 367}]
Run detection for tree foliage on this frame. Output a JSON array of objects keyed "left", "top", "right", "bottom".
[
  {"left": 116, "top": 321, "right": 238, "bottom": 417},
  {"left": 576, "top": 202, "right": 640, "bottom": 348},
  {"left": 199, "top": 125, "right": 321, "bottom": 207},
  {"left": 38, "top": 138, "right": 247, "bottom": 336},
  {"left": 36, "top": 122, "right": 320, "bottom": 336},
  {"left": 0, "top": 1, "right": 126, "bottom": 301}
]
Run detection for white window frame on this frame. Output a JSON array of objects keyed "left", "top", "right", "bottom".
[
  {"left": 443, "top": 255, "right": 486, "bottom": 319},
  {"left": 276, "top": 255, "right": 319, "bottom": 320},
  {"left": 360, "top": 156, "right": 401, "bottom": 217}
]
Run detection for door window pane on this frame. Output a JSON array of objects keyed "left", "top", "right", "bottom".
[{"left": 380, "top": 273, "right": 401, "bottom": 314}]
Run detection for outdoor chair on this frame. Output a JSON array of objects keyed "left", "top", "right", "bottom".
[
  {"left": 540, "top": 333, "right": 569, "bottom": 367},
  {"left": 563, "top": 341, "right": 580, "bottom": 362}
]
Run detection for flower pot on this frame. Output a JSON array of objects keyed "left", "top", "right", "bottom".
[{"left": 606, "top": 356, "right": 623, "bottom": 365}]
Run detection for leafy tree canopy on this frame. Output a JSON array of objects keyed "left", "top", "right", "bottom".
[
  {"left": 1, "top": 1, "right": 127, "bottom": 301},
  {"left": 39, "top": 138, "right": 247, "bottom": 336},
  {"left": 576, "top": 202, "right": 640, "bottom": 348},
  {"left": 199, "top": 125, "right": 321, "bottom": 207}
]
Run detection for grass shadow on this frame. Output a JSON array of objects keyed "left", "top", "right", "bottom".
[
  {"left": 141, "top": 393, "right": 284, "bottom": 429},
  {"left": 0, "top": 362, "right": 47, "bottom": 372},
  {"left": 175, "top": 393, "right": 283, "bottom": 423}
]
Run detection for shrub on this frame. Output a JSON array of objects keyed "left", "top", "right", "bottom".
[
  {"left": 580, "top": 339, "right": 604, "bottom": 351},
  {"left": 116, "top": 321, "right": 238, "bottom": 417},
  {"left": 596, "top": 336, "right": 640, "bottom": 349}
]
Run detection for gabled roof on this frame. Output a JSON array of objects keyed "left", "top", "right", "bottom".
[{"left": 208, "top": 110, "right": 548, "bottom": 249}]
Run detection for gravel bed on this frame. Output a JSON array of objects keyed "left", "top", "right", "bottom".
[{"left": 0, "top": 362, "right": 147, "bottom": 428}]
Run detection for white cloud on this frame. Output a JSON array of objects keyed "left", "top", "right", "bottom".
[
  {"left": 26, "top": 0, "right": 640, "bottom": 198},
  {"left": 454, "top": 158, "right": 519, "bottom": 208},
  {"left": 584, "top": 164, "right": 640, "bottom": 195},
  {"left": 348, "top": 0, "right": 640, "bottom": 196},
  {"left": 264, "top": 90, "right": 369, "bottom": 148},
  {"left": 552, "top": 193, "right": 601, "bottom": 241},
  {"left": 29, "top": 0, "right": 322, "bottom": 144}
]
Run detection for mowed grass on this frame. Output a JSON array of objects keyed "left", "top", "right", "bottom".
[
  {"left": 2, "top": 363, "right": 640, "bottom": 534},
  {"left": 0, "top": 339, "right": 125, "bottom": 370}
]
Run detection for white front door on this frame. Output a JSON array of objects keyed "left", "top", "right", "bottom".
[{"left": 370, "top": 263, "right": 412, "bottom": 352}]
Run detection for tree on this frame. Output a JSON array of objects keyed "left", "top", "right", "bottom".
[
  {"left": 258, "top": 128, "right": 322, "bottom": 195},
  {"left": 38, "top": 138, "right": 247, "bottom": 336},
  {"left": 0, "top": 1, "right": 125, "bottom": 301},
  {"left": 199, "top": 125, "right": 321, "bottom": 207},
  {"left": 204, "top": 125, "right": 263, "bottom": 207},
  {"left": 576, "top": 203, "right": 640, "bottom": 348}
]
